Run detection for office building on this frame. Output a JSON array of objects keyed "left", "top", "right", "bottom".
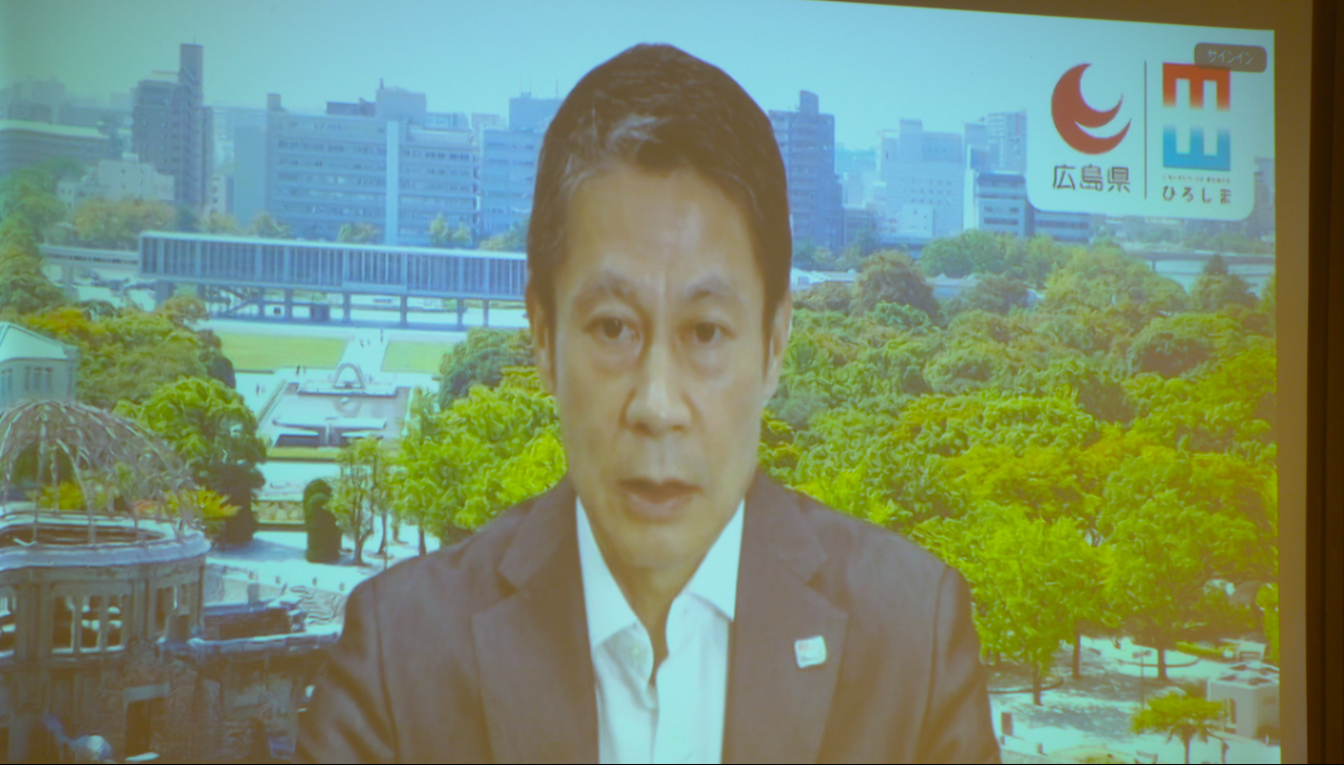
[
  {"left": 836, "top": 145, "right": 878, "bottom": 208},
  {"left": 55, "top": 154, "right": 175, "bottom": 208},
  {"left": 480, "top": 128, "right": 543, "bottom": 237},
  {"left": 971, "top": 171, "right": 1095, "bottom": 243},
  {"left": 478, "top": 93, "right": 561, "bottom": 238},
  {"left": 132, "top": 44, "right": 213, "bottom": 211},
  {"left": 0, "top": 119, "right": 111, "bottom": 178},
  {"left": 771, "top": 91, "right": 844, "bottom": 252},
  {"left": 238, "top": 87, "right": 478, "bottom": 245},
  {"left": 880, "top": 119, "right": 965, "bottom": 243},
  {"left": 1031, "top": 207, "right": 1097, "bottom": 243},
  {"left": 986, "top": 110, "right": 1027, "bottom": 173},
  {"left": 964, "top": 121, "right": 990, "bottom": 173},
  {"left": 508, "top": 92, "right": 563, "bottom": 132},
  {"left": 973, "top": 172, "right": 1029, "bottom": 238},
  {"left": 211, "top": 106, "right": 267, "bottom": 170}
]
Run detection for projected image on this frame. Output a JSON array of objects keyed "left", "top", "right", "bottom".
[{"left": 0, "top": 1, "right": 1276, "bottom": 763}]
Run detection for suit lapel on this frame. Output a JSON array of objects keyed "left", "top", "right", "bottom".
[
  {"left": 472, "top": 479, "right": 599, "bottom": 764},
  {"left": 723, "top": 474, "right": 849, "bottom": 764}
]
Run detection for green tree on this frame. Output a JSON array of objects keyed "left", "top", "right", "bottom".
[
  {"left": 337, "top": 221, "right": 381, "bottom": 244},
  {"left": 792, "top": 240, "right": 823, "bottom": 271},
  {"left": 866, "top": 301, "right": 935, "bottom": 333},
  {"left": 1042, "top": 245, "right": 1188, "bottom": 332},
  {"left": 479, "top": 217, "right": 528, "bottom": 251},
  {"left": 303, "top": 478, "right": 341, "bottom": 563},
  {"left": 1022, "top": 234, "right": 1075, "bottom": 288},
  {"left": 853, "top": 250, "right": 940, "bottom": 320},
  {"left": 201, "top": 211, "right": 242, "bottom": 235},
  {"left": 437, "top": 327, "right": 534, "bottom": 407},
  {"left": 116, "top": 377, "right": 267, "bottom": 544},
  {"left": 392, "top": 370, "right": 564, "bottom": 543},
  {"left": 0, "top": 161, "right": 77, "bottom": 239},
  {"left": 249, "top": 211, "right": 292, "bottom": 239},
  {"left": 793, "top": 280, "right": 854, "bottom": 315},
  {"left": 429, "top": 213, "right": 474, "bottom": 248},
  {"left": 945, "top": 274, "right": 1031, "bottom": 316},
  {"left": 451, "top": 222, "right": 473, "bottom": 247},
  {"left": 920, "top": 229, "right": 1005, "bottom": 279},
  {"left": 332, "top": 437, "right": 391, "bottom": 566},
  {"left": 1102, "top": 488, "right": 1260, "bottom": 680},
  {"left": 71, "top": 197, "right": 175, "bottom": 249},
  {"left": 0, "top": 230, "right": 67, "bottom": 317},
  {"left": 1126, "top": 313, "right": 1246, "bottom": 378},
  {"left": 1191, "top": 254, "right": 1257, "bottom": 313},
  {"left": 921, "top": 507, "right": 1102, "bottom": 704},
  {"left": 1132, "top": 692, "right": 1226, "bottom": 765},
  {"left": 175, "top": 205, "right": 198, "bottom": 233},
  {"left": 1017, "top": 355, "right": 1134, "bottom": 424},
  {"left": 24, "top": 304, "right": 211, "bottom": 408}
]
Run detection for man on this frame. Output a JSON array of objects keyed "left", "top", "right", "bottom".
[{"left": 298, "top": 44, "right": 998, "bottom": 764}]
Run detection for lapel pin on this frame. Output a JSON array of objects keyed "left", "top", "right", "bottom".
[{"left": 795, "top": 635, "right": 827, "bottom": 669}]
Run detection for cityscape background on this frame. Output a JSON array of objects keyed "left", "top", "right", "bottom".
[
  {"left": 1, "top": 1, "right": 1277, "bottom": 256},
  {"left": 0, "top": 2, "right": 1281, "bottom": 764}
]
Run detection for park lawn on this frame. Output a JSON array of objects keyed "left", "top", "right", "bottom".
[
  {"left": 383, "top": 340, "right": 450, "bottom": 374},
  {"left": 218, "top": 333, "right": 347, "bottom": 372},
  {"left": 266, "top": 446, "right": 342, "bottom": 461}
]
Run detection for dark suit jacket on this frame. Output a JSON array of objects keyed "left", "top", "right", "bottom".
[{"left": 297, "top": 472, "right": 1000, "bottom": 763}]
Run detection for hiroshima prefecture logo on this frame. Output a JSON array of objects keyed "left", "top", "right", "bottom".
[{"left": 1052, "top": 64, "right": 1131, "bottom": 154}]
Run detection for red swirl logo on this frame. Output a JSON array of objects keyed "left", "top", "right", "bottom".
[{"left": 1052, "top": 64, "right": 1130, "bottom": 155}]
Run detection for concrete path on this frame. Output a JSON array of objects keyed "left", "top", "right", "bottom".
[{"left": 337, "top": 329, "right": 389, "bottom": 380}]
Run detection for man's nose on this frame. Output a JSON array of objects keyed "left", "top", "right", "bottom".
[{"left": 624, "top": 335, "right": 692, "bottom": 436}]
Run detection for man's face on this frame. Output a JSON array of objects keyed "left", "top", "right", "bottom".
[{"left": 532, "top": 163, "right": 790, "bottom": 576}]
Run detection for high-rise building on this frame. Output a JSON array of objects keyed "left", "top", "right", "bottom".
[
  {"left": 771, "top": 91, "right": 843, "bottom": 252},
  {"left": 836, "top": 145, "right": 878, "bottom": 208},
  {"left": 237, "top": 87, "right": 478, "bottom": 245},
  {"left": 986, "top": 110, "right": 1027, "bottom": 173},
  {"left": 879, "top": 119, "right": 965, "bottom": 243},
  {"left": 479, "top": 128, "right": 543, "bottom": 238},
  {"left": 478, "top": 93, "right": 561, "bottom": 238},
  {"left": 508, "top": 92, "right": 563, "bottom": 133},
  {"left": 132, "top": 44, "right": 213, "bottom": 211},
  {"left": 964, "top": 121, "right": 990, "bottom": 173},
  {"left": 0, "top": 120, "right": 110, "bottom": 178},
  {"left": 211, "top": 106, "right": 267, "bottom": 170}
]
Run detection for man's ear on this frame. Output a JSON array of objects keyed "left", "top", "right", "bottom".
[
  {"left": 762, "top": 294, "right": 792, "bottom": 403},
  {"left": 526, "top": 287, "right": 557, "bottom": 395}
]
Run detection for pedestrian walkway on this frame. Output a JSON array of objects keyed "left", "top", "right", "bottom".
[{"left": 337, "top": 329, "right": 389, "bottom": 380}]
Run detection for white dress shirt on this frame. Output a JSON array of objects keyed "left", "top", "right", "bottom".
[{"left": 576, "top": 496, "right": 745, "bottom": 765}]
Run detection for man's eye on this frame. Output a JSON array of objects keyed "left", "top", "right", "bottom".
[
  {"left": 595, "top": 317, "right": 630, "bottom": 341},
  {"left": 692, "top": 322, "right": 722, "bottom": 344}
]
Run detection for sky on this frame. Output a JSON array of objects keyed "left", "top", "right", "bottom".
[{"left": 1, "top": 0, "right": 1273, "bottom": 153}]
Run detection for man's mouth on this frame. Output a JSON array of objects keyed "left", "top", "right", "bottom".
[{"left": 618, "top": 478, "right": 698, "bottom": 521}]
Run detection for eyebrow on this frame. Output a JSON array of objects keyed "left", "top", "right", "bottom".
[
  {"left": 571, "top": 271, "right": 745, "bottom": 314},
  {"left": 682, "top": 274, "right": 744, "bottom": 309},
  {"left": 573, "top": 271, "right": 641, "bottom": 315}
]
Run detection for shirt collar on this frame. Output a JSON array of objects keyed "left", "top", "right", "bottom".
[{"left": 575, "top": 494, "right": 745, "bottom": 650}]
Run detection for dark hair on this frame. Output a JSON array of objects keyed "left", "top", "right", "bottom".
[{"left": 527, "top": 44, "right": 792, "bottom": 338}]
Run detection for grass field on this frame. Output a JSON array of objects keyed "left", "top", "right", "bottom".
[
  {"left": 266, "top": 446, "right": 341, "bottom": 461},
  {"left": 382, "top": 340, "right": 450, "bottom": 374},
  {"left": 218, "top": 334, "right": 347, "bottom": 372}
]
